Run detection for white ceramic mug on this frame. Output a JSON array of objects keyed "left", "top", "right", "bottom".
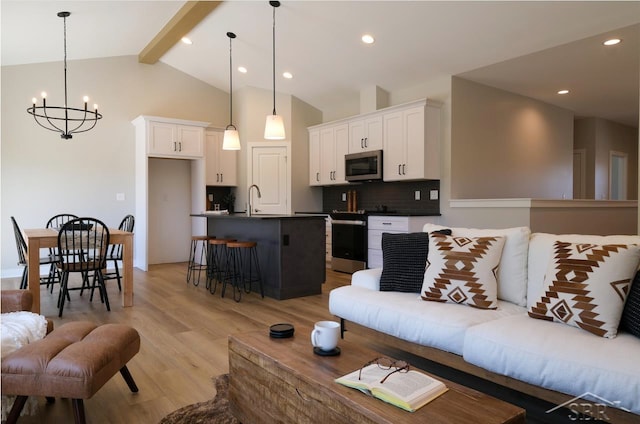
[{"left": 311, "top": 320, "right": 340, "bottom": 351}]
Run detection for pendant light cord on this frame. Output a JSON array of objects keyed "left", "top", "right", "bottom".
[
  {"left": 272, "top": 4, "right": 276, "bottom": 115},
  {"left": 229, "top": 34, "right": 233, "bottom": 126}
]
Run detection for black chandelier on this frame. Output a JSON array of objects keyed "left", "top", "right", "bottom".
[{"left": 27, "top": 11, "right": 102, "bottom": 140}]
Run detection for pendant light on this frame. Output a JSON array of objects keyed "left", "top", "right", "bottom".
[
  {"left": 27, "top": 11, "right": 102, "bottom": 140},
  {"left": 264, "top": 1, "right": 285, "bottom": 140},
  {"left": 222, "top": 32, "right": 241, "bottom": 150}
]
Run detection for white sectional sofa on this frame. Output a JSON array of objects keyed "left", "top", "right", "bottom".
[{"left": 329, "top": 225, "right": 640, "bottom": 422}]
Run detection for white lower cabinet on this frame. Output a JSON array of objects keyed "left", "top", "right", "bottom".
[
  {"left": 325, "top": 216, "right": 332, "bottom": 265},
  {"left": 367, "top": 216, "right": 439, "bottom": 269}
]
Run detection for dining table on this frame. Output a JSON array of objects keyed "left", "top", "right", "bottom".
[{"left": 23, "top": 228, "right": 134, "bottom": 314}]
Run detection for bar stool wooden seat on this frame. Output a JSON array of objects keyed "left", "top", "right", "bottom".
[
  {"left": 187, "top": 235, "right": 214, "bottom": 287},
  {"left": 224, "top": 241, "right": 264, "bottom": 302},
  {"left": 207, "top": 238, "right": 236, "bottom": 294}
]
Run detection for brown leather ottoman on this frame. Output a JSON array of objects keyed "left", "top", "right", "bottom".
[{"left": 1, "top": 321, "right": 140, "bottom": 424}]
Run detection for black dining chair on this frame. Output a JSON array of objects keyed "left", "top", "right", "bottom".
[
  {"left": 11, "top": 216, "right": 59, "bottom": 291},
  {"left": 102, "top": 214, "right": 135, "bottom": 291},
  {"left": 56, "top": 217, "right": 110, "bottom": 317},
  {"left": 45, "top": 213, "right": 78, "bottom": 291}
]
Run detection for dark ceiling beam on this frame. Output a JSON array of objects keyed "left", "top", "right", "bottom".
[{"left": 138, "top": 1, "right": 222, "bottom": 64}]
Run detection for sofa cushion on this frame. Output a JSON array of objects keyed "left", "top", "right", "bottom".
[
  {"left": 620, "top": 270, "right": 640, "bottom": 338},
  {"left": 424, "top": 224, "right": 530, "bottom": 307},
  {"left": 380, "top": 232, "right": 430, "bottom": 292},
  {"left": 421, "top": 233, "right": 505, "bottom": 309},
  {"left": 463, "top": 314, "right": 640, "bottom": 415},
  {"left": 329, "top": 284, "right": 525, "bottom": 355},
  {"left": 528, "top": 241, "right": 640, "bottom": 338},
  {"left": 527, "top": 233, "right": 640, "bottom": 310}
]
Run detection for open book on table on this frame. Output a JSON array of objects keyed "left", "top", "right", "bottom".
[{"left": 335, "top": 364, "right": 448, "bottom": 412}]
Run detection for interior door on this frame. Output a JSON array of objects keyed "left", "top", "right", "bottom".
[
  {"left": 609, "top": 151, "right": 628, "bottom": 200},
  {"left": 250, "top": 145, "right": 288, "bottom": 215}
]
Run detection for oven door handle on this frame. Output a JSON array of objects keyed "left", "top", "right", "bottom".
[{"left": 332, "top": 219, "right": 366, "bottom": 226}]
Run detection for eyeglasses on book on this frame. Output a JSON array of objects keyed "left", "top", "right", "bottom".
[{"left": 358, "top": 357, "right": 410, "bottom": 384}]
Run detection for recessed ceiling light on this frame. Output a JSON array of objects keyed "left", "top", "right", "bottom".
[
  {"left": 361, "top": 34, "right": 375, "bottom": 44},
  {"left": 603, "top": 38, "right": 621, "bottom": 46},
  {"left": 557, "top": 89, "right": 569, "bottom": 95},
  {"left": 283, "top": 72, "right": 293, "bottom": 79},
  {"left": 238, "top": 66, "right": 247, "bottom": 73},
  {"left": 181, "top": 36, "right": 192, "bottom": 45}
]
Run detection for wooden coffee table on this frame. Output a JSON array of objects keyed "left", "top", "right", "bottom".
[{"left": 228, "top": 325, "right": 525, "bottom": 423}]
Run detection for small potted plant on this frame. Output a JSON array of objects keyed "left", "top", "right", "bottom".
[{"left": 222, "top": 193, "right": 235, "bottom": 213}]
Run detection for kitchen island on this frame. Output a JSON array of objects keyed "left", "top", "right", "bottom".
[{"left": 192, "top": 213, "right": 326, "bottom": 300}]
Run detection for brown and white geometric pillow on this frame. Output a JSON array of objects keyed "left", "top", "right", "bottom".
[
  {"left": 528, "top": 241, "right": 640, "bottom": 338},
  {"left": 421, "top": 233, "right": 505, "bottom": 310}
]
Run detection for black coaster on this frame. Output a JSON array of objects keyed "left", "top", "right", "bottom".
[
  {"left": 313, "top": 346, "right": 341, "bottom": 356},
  {"left": 270, "top": 323, "right": 294, "bottom": 338}
]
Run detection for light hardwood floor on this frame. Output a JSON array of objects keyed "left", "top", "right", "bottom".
[{"left": 1, "top": 264, "right": 354, "bottom": 423}]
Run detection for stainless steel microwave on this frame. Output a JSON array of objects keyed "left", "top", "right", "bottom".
[{"left": 345, "top": 150, "right": 383, "bottom": 182}]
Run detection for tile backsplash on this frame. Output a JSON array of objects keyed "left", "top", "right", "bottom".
[{"left": 322, "top": 180, "right": 440, "bottom": 214}]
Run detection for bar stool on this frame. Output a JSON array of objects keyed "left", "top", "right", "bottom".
[
  {"left": 224, "top": 241, "right": 264, "bottom": 302},
  {"left": 187, "top": 235, "right": 214, "bottom": 287},
  {"left": 207, "top": 238, "right": 236, "bottom": 294}
]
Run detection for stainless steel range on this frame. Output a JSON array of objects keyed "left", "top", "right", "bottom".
[{"left": 330, "top": 210, "right": 367, "bottom": 273}]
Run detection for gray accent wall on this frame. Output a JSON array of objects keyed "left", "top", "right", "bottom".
[{"left": 451, "top": 77, "right": 575, "bottom": 199}]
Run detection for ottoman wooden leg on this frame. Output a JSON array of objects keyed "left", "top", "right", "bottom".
[
  {"left": 72, "top": 399, "right": 86, "bottom": 424},
  {"left": 6, "top": 395, "right": 28, "bottom": 424},
  {"left": 120, "top": 365, "right": 139, "bottom": 392}
]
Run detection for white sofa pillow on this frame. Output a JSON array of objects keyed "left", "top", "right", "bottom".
[
  {"left": 424, "top": 224, "right": 530, "bottom": 307},
  {"left": 527, "top": 233, "right": 640, "bottom": 310}
]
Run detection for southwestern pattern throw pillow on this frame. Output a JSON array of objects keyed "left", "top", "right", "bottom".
[
  {"left": 528, "top": 241, "right": 640, "bottom": 338},
  {"left": 421, "top": 233, "right": 505, "bottom": 309}
]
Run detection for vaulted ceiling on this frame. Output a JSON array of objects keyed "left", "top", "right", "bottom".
[{"left": 2, "top": 1, "right": 638, "bottom": 126}]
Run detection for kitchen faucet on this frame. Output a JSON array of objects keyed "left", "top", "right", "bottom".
[{"left": 247, "top": 184, "right": 262, "bottom": 217}]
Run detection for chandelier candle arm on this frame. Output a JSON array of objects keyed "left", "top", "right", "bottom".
[
  {"left": 26, "top": 11, "right": 102, "bottom": 140},
  {"left": 264, "top": 0, "right": 285, "bottom": 140}
]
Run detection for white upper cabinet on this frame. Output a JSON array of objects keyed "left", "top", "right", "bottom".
[
  {"left": 307, "top": 99, "right": 440, "bottom": 186},
  {"left": 309, "top": 129, "right": 322, "bottom": 186},
  {"left": 148, "top": 120, "right": 204, "bottom": 158},
  {"left": 349, "top": 115, "right": 383, "bottom": 152},
  {"left": 383, "top": 100, "right": 441, "bottom": 182},
  {"left": 319, "top": 123, "right": 349, "bottom": 185},
  {"left": 205, "top": 129, "right": 237, "bottom": 186}
]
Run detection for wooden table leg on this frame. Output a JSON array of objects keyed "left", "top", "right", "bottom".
[
  {"left": 122, "top": 234, "right": 133, "bottom": 307},
  {"left": 27, "top": 238, "right": 41, "bottom": 314}
]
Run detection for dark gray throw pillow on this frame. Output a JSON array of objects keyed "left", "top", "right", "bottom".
[
  {"left": 620, "top": 270, "right": 640, "bottom": 339},
  {"left": 379, "top": 230, "right": 451, "bottom": 293}
]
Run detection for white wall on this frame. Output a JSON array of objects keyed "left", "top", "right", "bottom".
[
  {"left": 148, "top": 158, "right": 192, "bottom": 264},
  {"left": 1, "top": 55, "right": 228, "bottom": 276},
  {"left": 234, "top": 86, "right": 322, "bottom": 214}
]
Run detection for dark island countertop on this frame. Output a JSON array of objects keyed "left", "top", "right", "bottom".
[{"left": 191, "top": 213, "right": 327, "bottom": 219}]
